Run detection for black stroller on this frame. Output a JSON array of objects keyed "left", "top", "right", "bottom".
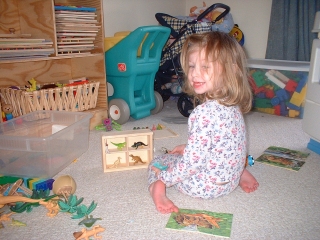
[{"left": 154, "top": 3, "right": 230, "bottom": 117}]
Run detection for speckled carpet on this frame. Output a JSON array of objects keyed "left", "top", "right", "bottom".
[{"left": 2, "top": 99, "right": 320, "bottom": 240}]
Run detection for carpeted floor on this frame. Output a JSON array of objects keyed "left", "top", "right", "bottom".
[{"left": 2, "top": 98, "right": 320, "bottom": 240}]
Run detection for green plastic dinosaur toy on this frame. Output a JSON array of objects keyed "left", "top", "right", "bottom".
[
  {"left": 111, "top": 142, "right": 126, "bottom": 150},
  {"left": 10, "top": 218, "right": 26, "bottom": 226}
]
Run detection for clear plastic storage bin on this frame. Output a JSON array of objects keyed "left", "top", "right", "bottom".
[{"left": 0, "top": 111, "right": 92, "bottom": 178}]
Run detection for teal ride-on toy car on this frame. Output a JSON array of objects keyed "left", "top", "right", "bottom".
[{"left": 105, "top": 26, "right": 170, "bottom": 124}]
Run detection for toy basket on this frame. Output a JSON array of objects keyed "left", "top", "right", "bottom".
[{"left": 0, "top": 81, "right": 100, "bottom": 119}]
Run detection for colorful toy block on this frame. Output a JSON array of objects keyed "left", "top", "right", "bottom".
[
  {"left": 266, "top": 71, "right": 286, "bottom": 89},
  {"left": 248, "top": 76, "right": 265, "bottom": 95},
  {"left": 255, "top": 107, "right": 275, "bottom": 115},
  {"left": 256, "top": 92, "right": 266, "bottom": 98},
  {"left": 27, "top": 178, "right": 40, "bottom": 189},
  {"left": 27, "top": 178, "right": 55, "bottom": 191},
  {"left": 288, "top": 109, "right": 300, "bottom": 118},
  {"left": 271, "top": 97, "right": 280, "bottom": 106},
  {"left": 285, "top": 79, "right": 298, "bottom": 93},
  {"left": 274, "top": 105, "right": 281, "bottom": 115},
  {"left": 275, "top": 89, "right": 290, "bottom": 102},
  {"left": 295, "top": 73, "right": 308, "bottom": 93},
  {"left": 0, "top": 175, "right": 20, "bottom": 185},
  {"left": 270, "top": 69, "right": 290, "bottom": 83},
  {"left": 251, "top": 71, "right": 266, "bottom": 88},
  {"left": 265, "top": 88, "right": 275, "bottom": 98},
  {"left": 287, "top": 85, "right": 307, "bottom": 111},
  {"left": 254, "top": 98, "right": 273, "bottom": 108}
]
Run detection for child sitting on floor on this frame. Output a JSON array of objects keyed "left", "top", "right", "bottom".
[{"left": 148, "top": 31, "right": 259, "bottom": 214}]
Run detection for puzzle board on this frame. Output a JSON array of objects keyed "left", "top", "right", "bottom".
[{"left": 101, "top": 129, "right": 153, "bottom": 172}]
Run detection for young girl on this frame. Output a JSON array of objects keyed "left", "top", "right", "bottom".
[{"left": 148, "top": 31, "right": 259, "bottom": 214}]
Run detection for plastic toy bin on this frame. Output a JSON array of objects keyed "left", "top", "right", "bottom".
[
  {"left": 0, "top": 111, "right": 92, "bottom": 178},
  {"left": 247, "top": 59, "right": 310, "bottom": 118}
]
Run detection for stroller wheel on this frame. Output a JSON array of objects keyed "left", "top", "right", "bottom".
[
  {"left": 154, "top": 88, "right": 170, "bottom": 102},
  {"left": 151, "top": 91, "right": 164, "bottom": 115},
  {"left": 177, "top": 93, "right": 194, "bottom": 117},
  {"left": 161, "top": 93, "right": 170, "bottom": 102}
]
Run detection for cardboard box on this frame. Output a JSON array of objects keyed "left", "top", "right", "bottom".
[
  {"left": 248, "top": 59, "right": 310, "bottom": 118},
  {"left": 0, "top": 111, "right": 92, "bottom": 178}
]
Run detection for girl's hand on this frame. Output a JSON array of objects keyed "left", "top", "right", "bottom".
[
  {"left": 169, "top": 144, "right": 186, "bottom": 155},
  {"left": 151, "top": 166, "right": 161, "bottom": 176}
]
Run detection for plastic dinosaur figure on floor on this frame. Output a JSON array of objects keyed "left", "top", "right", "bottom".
[
  {"left": 41, "top": 197, "right": 60, "bottom": 217},
  {"left": 129, "top": 154, "right": 146, "bottom": 165},
  {"left": 0, "top": 212, "right": 15, "bottom": 222},
  {"left": 10, "top": 218, "right": 27, "bottom": 226},
  {"left": 131, "top": 141, "right": 148, "bottom": 149},
  {"left": 111, "top": 142, "right": 126, "bottom": 150},
  {"left": 78, "top": 215, "right": 102, "bottom": 228},
  {"left": 73, "top": 224, "right": 105, "bottom": 240}
]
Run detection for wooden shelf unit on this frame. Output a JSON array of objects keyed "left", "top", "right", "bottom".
[
  {"left": 101, "top": 129, "right": 154, "bottom": 172},
  {"left": 0, "top": 0, "right": 108, "bottom": 128}
]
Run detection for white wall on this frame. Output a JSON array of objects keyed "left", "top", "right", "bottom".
[
  {"left": 103, "top": 0, "right": 185, "bottom": 36},
  {"left": 103, "top": 0, "right": 272, "bottom": 59}
]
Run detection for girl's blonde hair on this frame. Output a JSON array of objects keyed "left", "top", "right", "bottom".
[{"left": 180, "top": 31, "right": 252, "bottom": 113}]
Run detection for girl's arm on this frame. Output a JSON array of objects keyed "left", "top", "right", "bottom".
[
  {"left": 158, "top": 104, "right": 214, "bottom": 186},
  {"left": 169, "top": 144, "right": 186, "bottom": 155}
]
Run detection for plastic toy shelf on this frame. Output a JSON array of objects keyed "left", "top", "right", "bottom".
[{"left": 101, "top": 129, "right": 153, "bottom": 172}]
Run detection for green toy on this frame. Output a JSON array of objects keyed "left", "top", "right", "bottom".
[
  {"left": 79, "top": 215, "right": 102, "bottom": 227},
  {"left": 112, "top": 120, "right": 122, "bottom": 131},
  {"left": 111, "top": 142, "right": 126, "bottom": 150},
  {"left": 10, "top": 218, "right": 27, "bottom": 226}
]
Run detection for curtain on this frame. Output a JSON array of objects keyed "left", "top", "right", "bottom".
[{"left": 265, "top": 0, "right": 320, "bottom": 61}]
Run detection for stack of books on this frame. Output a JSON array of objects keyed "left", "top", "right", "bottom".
[
  {"left": 0, "top": 33, "right": 54, "bottom": 61},
  {"left": 55, "top": 5, "right": 101, "bottom": 55}
]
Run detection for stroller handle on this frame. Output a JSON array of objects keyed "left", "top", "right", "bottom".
[{"left": 197, "top": 3, "right": 230, "bottom": 23}]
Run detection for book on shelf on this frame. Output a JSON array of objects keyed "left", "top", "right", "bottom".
[
  {"left": 0, "top": 48, "right": 54, "bottom": 55},
  {"left": 56, "top": 29, "right": 99, "bottom": 33},
  {"left": 57, "top": 52, "right": 89, "bottom": 56},
  {"left": 56, "top": 32, "right": 97, "bottom": 37},
  {"left": 55, "top": 10, "right": 96, "bottom": 16},
  {"left": 0, "top": 38, "right": 46, "bottom": 42},
  {"left": 58, "top": 44, "right": 94, "bottom": 48},
  {"left": 0, "top": 41, "right": 54, "bottom": 49},
  {"left": 0, "top": 49, "right": 54, "bottom": 60},
  {"left": 56, "top": 18, "right": 98, "bottom": 23},
  {"left": 0, "top": 35, "right": 54, "bottom": 60},
  {"left": 0, "top": 55, "right": 50, "bottom": 61},
  {"left": 0, "top": 33, "right": 32, "bottom": 38},
  {"left": 56, "top": 23, "right": 100, "bottom": 27},
  {"left": 54, "top": 6, "right": 96, "bottom": 12},
  {"left": 58, "top": 47, "right": 94, "bottom": 53},
  {"left": 55, "top": 14, "right": 96, "bottom": 19},
  {"left": 56, "top": 40, "right": 94, "bottom": 45},
  {"left": 54, "top": 5, "right": 100, "bottom": 55},
  {"left": 57, "top": 37, "right": 95, "bottom": 42}
]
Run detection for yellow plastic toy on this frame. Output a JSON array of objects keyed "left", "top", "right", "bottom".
[
  {"left": 26, "top": 78, "right": 37, "bottom": 92},
  {"left": 229, "top": 24, "right": 245, "bottom": 46}
]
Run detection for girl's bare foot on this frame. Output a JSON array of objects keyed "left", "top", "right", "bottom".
[
  {"left": 149, "top": 180, "right": 179, "bottom": 214},
  {"left": 239, "top": 169, "right": 259, "bottom": 193}
]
